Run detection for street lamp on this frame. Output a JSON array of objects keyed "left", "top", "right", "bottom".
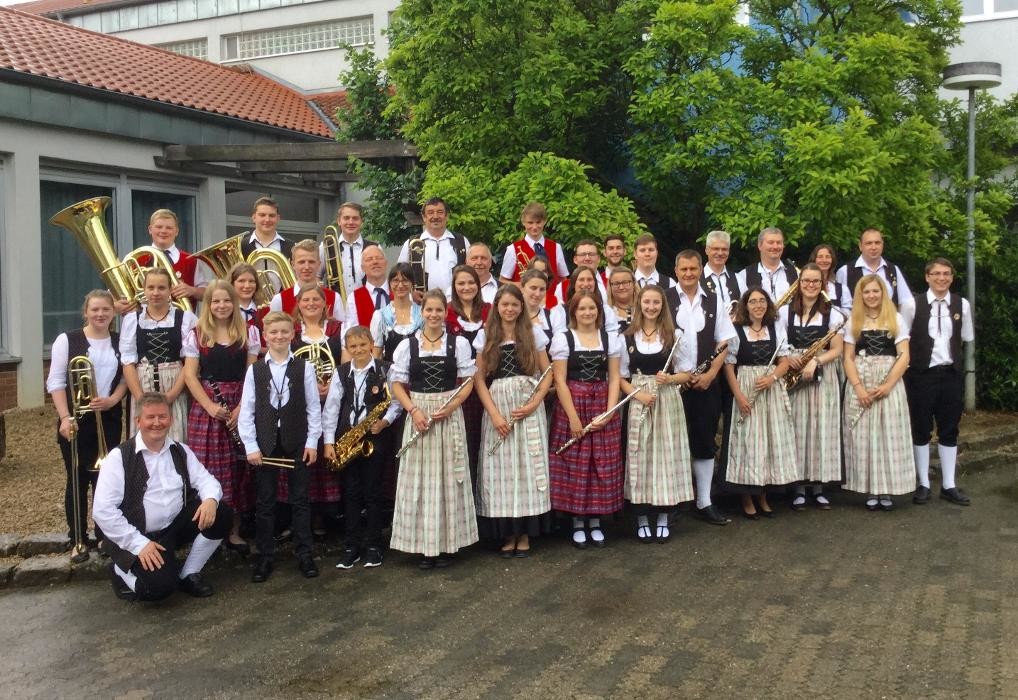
[{"left": 942, "top": 61, "right": 1002, "bottom": 411}]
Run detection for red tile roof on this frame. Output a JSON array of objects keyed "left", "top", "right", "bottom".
[
  {"left": 11, "top": 0, "right": 122, "bottom": 16},
  {"left": 308, "top": 91, "right": 350, "bottom": 120},
  {"left": 0, "top": 7, "right": 334, "bottom": 138}
]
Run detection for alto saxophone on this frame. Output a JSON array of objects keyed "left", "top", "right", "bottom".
[
  {"left": 783, "top": 318, "right": 846, "bottom": 393},
  {"left": 329, "top": 384, "right": 392, "bottom": 472}
]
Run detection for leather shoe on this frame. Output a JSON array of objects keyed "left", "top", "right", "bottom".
[
  {"left": 298, "top": 556, "right": 320, "bottom": 578},
  {"left": 694, "top": 504, "right": 730, "bottom": 526},
  {"left": 913, "top": 485, "right": 931, "bottom": 505},
  {"left": 178, "top": 573, "right": 214, "bottom": 598},
  {"left": 109, "top": 566, "right": 136, "bottom": 602},
  {"left": 940, "top": 487, "right": 971, "bottom": 506},
  {"left": 225, "top": 539, "right": 251, "bottom": 557},
  {"left": 251, "top": 557, "right": 273, "bottom": 583}
]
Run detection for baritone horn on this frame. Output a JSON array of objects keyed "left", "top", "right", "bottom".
[
  {"left": 49, "top": 197, "right": 192, "bottom": 312},
  {"left": 321, "top": 224, "right": 348, "bottom": 302},
  {"left": 194, "top": 235, "right": 294, "bottom": 307}
]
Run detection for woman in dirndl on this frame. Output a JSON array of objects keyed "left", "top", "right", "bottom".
[
  {"left": 473, "top": 285, "right": 554, "bottom": 557},
  {"left": 390, "top": 289, "right": 478, "bottom": 569},
  {"left": 229, "top": 261, "right": 266, "bottom": 349},
  {"left": 120, "top": 267, "right": 197, "bottom": 442},
  {"left": 608, "top": 266, "right": 636, "bottom": 335},
  {"left": 447, "top": 264, "right": 491, "bottom": 484},
  {"left": 290, "top": 283, "right": 343, "bottom": 535},
  {"left": 620, "top": 284, "right": 693, "bottom": 543},
  {"left": 843, "top": 274, "right": 914, "bottom": 511},
  {"left": 724, "top": 287, "right": 799, "bottom": 519},
  {"left": 783, "top": 263, "right": 845, "bottom": 511},
  {"left": 548, "top": 291, "right": 624, "bottom": 549},
  {"left": 182, "top": 280, "right": 260, "bottom": 553}
]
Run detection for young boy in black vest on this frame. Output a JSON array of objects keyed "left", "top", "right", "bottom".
[
  {"left": 323, "top": 326, "right": 402, "bottom": 569},
  {"left": 238, "top": 311, "right": 322, "bottom": 582},
  {"left": 901, "top": 258, "right": 974, "bottom": 506}
]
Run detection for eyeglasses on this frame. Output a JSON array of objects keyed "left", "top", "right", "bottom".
[
  {"left": 576, "top": 251, "right": 598, "bottom": 258},
  {"left": 799, "top": 278, "right": 822, "bottom": 285},
  {"left": 610, "top": 280, "right": 634, "bottom": 288},
  {"left": 746, "top": 299, "right": 769, "bottom": 305},
  {"left": 390, "top": 278, "right": 412, "bottom": 287}
]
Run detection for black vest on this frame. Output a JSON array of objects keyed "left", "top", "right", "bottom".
[
  {"left": 909, "top": 295, "right": 963, "bottom": 371},
  {"left": 101, "top": 439, "right": 191, "bottom": 572},
  {"left": 666, "top": 287, "right": 720, "bottom": 366},
  {"left": 565, "top": 329, "right": 610, "bottom": 382},
  {"left": 734, "top": 324, "right": 778, "bottom": 366},
  {"left": 408, "top": 335, "right": 457, "bottom": 392},
  {"left": 336, "top": 361, "right": 389, "bottom": 433},
  {"left": 700, "top": 270, "right": 740, "bottom": 302},
  {"left": 240, "top": 236, "right": 294, "bottom": 261},
  {"left": 847, "top": 263, "right": 900, "bottom": 305},
  {"left": 136, "top": 308, "right": 184, "bottom": 365},
  {"left": 63, "top": 328, "right": 123, "bottom": 405},
  {"left": 744, "top": 263, "right": 797, "bottom": 295},
  {"left": 252, "top": 358, "right": 309, "bottom": 455}
]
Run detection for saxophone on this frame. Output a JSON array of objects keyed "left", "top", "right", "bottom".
[
  {"left": 328, "top": 383, "right": 392, "bottom": 471},
  {"left": 783, "top": 318, "right": 846, "bottom": 393}
]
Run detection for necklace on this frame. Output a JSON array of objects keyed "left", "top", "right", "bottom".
[
  {"left": 146, "top": 307, "right": 171, "bottom": 323},
  {"left": 422, "top": 331, "right": 443, "bottom": 344},
  {"left": 640, "top": 325, "right": 657, "bottom": 340},
  {"left": 865, "top": 312, "right": 879, "bottom": 320},
  {"left": 529, "top": 309, "right": 542, "bottom": 320}
]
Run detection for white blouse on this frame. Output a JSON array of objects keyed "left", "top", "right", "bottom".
[
  {"left": 46, "top": 333, "right": 121, "bottom": 397},
  {"left": 618, "top": 329, "right": 685, "bottom": 376},
  {"left": 119, "top": 306, "right": 198, "bottom": 365},
  {"left": 389, "top": 331, "right": 477, "bottom": 385},
  {"left": 549, "top": 329, "right": 622, "bottom": 362},
  {"left": 471, "top": 326, "right": 550, "bottom": 356},
  {"left": 182, "top": 325, "right": 262, "bottom": 358}
]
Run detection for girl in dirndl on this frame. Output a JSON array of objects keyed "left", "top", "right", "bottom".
[
  {"left": 724, "top": 287, "right": 799, "bottom": 519},
  {"left": 843, "top": 274, "right": 914, "bottom": 511},
  {"left": 183, "top": 280, "right": 260, "bottom": 553},
  {"left": 473, "top": 285, "right": 554, "bottom": 558},
  {"left": 620, "top": 284, "right": 693, "bottom": 543},
  {"left": 229, "top": 261, "right": 266, "bottom": 349},
  {"left": 120, "top": 267, "right": 197, "bottom": 442},
  {"left": 783, "top": 263, "right": 845, "bottom": 511},
  {"left": 548, "top": 291, "right": 624, "bottom": 549},
  {"left": 390, "top": 290, "right": 478, "bottom": 569}
]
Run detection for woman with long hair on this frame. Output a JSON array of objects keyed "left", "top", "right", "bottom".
[
  {"left": 723, "top": 287, "right": 799, "bottom": 519},
  {"left": 843, "top": 274, "right": 914, "bottom": 511},
  {"left": 521, "top": 268, "right": 563, "bottom": 348},
  {"left": 183, "top": 281, "right": 261, "bottom": 552},
  {"left": 229, "top": 262, "right": 266, "bottom": 342},
  {"left": 809, "top": 244, "right": 847, "bottom": 311},
  {"left": 550, "top": 265, "right": 620, "bottom": 337}
]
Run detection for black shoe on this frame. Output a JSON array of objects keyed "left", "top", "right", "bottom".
[
  {"left": 178, "top": 573, "right": 214, "bottom": 598},
  {"left": 655, "top": 525, "right": 670, "bottom": 543},
  {"left": 335, "top": 547, "right": 360, "bottom": 570},
  {"left": 251, "top": 557, "right": 273, "bottom": 583},
  {"left": 434, "top": 554, "right": 454, "bottom": 568},
  {"left": 791, "top": 496, "right": 807, "bottom": 512},
  {"left": 913, "top": 485, "right": 931, "bottom": 505},
  {"left": 742, "top": 508, "right": 760, "bottom": 520},
  {"left": 109, "top": 566, "right": 136, "bottom": 602},
  {"left": 362, "top": 547, "right": 383, "bottom": 568},
  {"left": 418, "top": 556, "right": 435, "bottom": 570},
  {"left": 636, "top": 525, "right": 654, "bottom": 543},
  {"left": 879, "top": 497, "right": 895, "bottom": 512},
  {"left": 572, "top": 527, "right": 588, "bottom": 550},
  {"left": 225, "top": 539, "right": 251, "bottom": 557},
  {"left": 589, "top": 529, "right": 607, "bottom": 548},
  {"left": 298, "top": 555, "right": 320, "bottom": 578},
  {"left": 865, "top": 499, "right": 879, "bottom": 511},
  {"left": 940, "top": 487, "right": 971, "bottom": 506},
  {"left": 694, "top": 504, "right": 730, "bottom": 525}
]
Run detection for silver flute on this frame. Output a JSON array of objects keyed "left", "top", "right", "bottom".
[
  {"left": 636, "top": 333, "right": 684, "bottom": 432},
  {"left": 396, "top": 377, "right": 474, "bottom": 458},
  {"left": 486, "top": 366, "right": 553, "bottom": 456}
]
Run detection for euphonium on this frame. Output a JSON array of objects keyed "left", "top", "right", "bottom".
[
  {"left": 194, "top": 235, "right": 294, "bottom": 307},
  {"left": 321, "top": 224, "right": 348, "bottom": 302},
  {"left": 50, "top": 197, "right": 192, "bottom": 312},
  {"left": 408, "top": 237, "right": 428, "bottom": 294},
  {"left": 68, "top": 355, "right": 109, "bottom": 473},
  {"left": 293, "top": 341, "right": 336, "bottom": 385},
  {"left": 329, "top": 384, "right": 392, "bottom": 471}
]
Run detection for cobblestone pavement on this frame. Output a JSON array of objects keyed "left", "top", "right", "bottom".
[{"left": 3, "top": 460, "right": 1018, "bottom": 699}]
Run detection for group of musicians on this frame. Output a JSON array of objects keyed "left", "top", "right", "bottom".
[{"left": 46, "top": 196, "right": 974, "bottom": 602}]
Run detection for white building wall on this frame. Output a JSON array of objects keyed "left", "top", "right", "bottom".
[{"left": 951, "top": 17, "right": 1018, "bottom": 99}]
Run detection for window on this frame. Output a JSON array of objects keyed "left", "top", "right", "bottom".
[
  {"left": 225, "top": 185, "right": 325, "bottom": 242},
  {"left": 155, "top": 38, "right": 209, "bottom": 60},
  {"left": 131, "top": 190, "right": 197, "bottom": 250},
  {"left": 962, "top": 0, "right": 1018, "bottom": 17},
  {"left": 222, "top": 17, "right": 374, "bottom": 61}
]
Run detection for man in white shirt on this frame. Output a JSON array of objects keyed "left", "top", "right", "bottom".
[
  {"left": 344, "top": 244, "right": 391, "bottom": 334},
  {"left": 321, "top": 202, "right": 376, "bottom": 297},
  {"left": 835, "top": 228, "right": 913, "bottom": 309},
  {"left": 240, "top": 196, "right": 294, "bottom": 263},
  {"left": 498, "top": 202, "right": 570, "bottom": 284},
  {"left": 467, "top": 243, "right": 499, "bottom": 304},
  {"left": 700, "top": 230, "right": 740, "bottom": 311},
  {"left": 397, "top": 197, "right": 469, "bottom": 301},
  {"left": 736, "top": 227, "right": 797, "bottom": 302},
  {"left": 94, "top": 393, "right": 229, "bottom": 602},
  {"left": 900, "top": 258, "right": 974, "bottom": 506},
  {"left": 633, "top": 233, "right": 677, "bottom": 289}
]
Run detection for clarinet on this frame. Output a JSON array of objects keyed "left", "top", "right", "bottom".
[
  {"left": 209, "top": 380, "right": 244, "bottom": 451},
  {"left": 679, "top": 342, "right": 729, "bottom": 393}
]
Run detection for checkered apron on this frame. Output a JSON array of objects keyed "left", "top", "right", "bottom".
[
  {"left": 625, "top": 374, "right": 694, "bottom": 506},
  {"left": 186, "top": 380, "right": 253, "bottom": 512},
  {"left": 788, "top": 351, "right": 843, "bottom": 484},
  {"left": 726, "top": 365, "right": 800, "bottom": 487}
]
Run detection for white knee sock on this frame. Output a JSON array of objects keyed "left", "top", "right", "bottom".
[
  {"left": 637, "top": 515, "right": 649, "bottom": 528},
  {"left": 913, "top": 444, "right": 930, "bottom": 488},
  {"left": 938, "top": 445, "right": 958, "bottom": 490},
  {"left": 656, "top": 512, "right": 668, "bottom": 527},
  {"left": 693, "top": 459, "right": 715, "bottom": 509},
  {"left": 180, "top": 534, "right": 221, "bottom": 578}
]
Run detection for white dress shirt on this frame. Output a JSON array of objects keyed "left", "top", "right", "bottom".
[
  {"left": 320, "top": 235, "right": 368, "bottom": 294},
  {"left": 321, "top": 359, "right": 403, "bottom": 443},
  {"left": 119, "top": 307, "right": 198, "bottom": 365},
  {"left": 673, "top": 289, "right": 738, "bottom": 371},
  {"left": 93, "top": 434, "right": 222, "bottom": 558},
  {"left": 899, "top": 291, "right": 973, "bottom": 368},
  {"left": 736, "top": 262, "right": 794, "bottom": 303},
  {"left": 634, "top": 269, "right": 677, "bottom": 290},
  {"left": 702, "top": 265, "right": 737, "bottom": 307},
  {"left": 238, "top": 353, "right": 323, "bottom": 454},
  {"left": 46, "top": 333, "right": 121, "bottom": 396},
  {"left": 397, "top": 230, "right": 471, "bottom": 295},
  {"left": 499, "top": 236, "right": 570, "bottom": 280},
  {"left": 835, "top": 257, "right": 914, "bottom": 309}
]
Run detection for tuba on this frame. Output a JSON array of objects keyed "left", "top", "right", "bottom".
[
  {"left": 321, "top": 224, "right": 348, "bottom": 302},
  {"left": 293, "top": 341, "right": 336, "bottom": 385},
  {"left": 50, "top": 197, "right": 192, "bottom": 312},
  {"left": 408, "top": 237, "right": 428, "bottom": 295},
  {"left": 194, "top": 234, "right": 294, "bottom": 307},
  {"left": 329, "top": 383, "right": 392, "bottom": 471}
]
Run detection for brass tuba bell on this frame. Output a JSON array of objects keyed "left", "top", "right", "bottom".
[{"left": 194, "top": 234, "right": 295, "bottom": 308}]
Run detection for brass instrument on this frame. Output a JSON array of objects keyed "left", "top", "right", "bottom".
[
  {"left": 194, "top": 235, "right": 295, "bottom": 307},
  {"left": 329, "top": 384, "right": 392, "bottom": 471},
  {"left": 321, "top": 224, "right": 348, "bottom": 302},
  {"left": 67, "top": 355, "right": 110, "bottom": 563},
  {"left": 396, "top": 377, "right": 474, "bottom": 458},
  {"left": 773, "top": 261, "right": 802, "bottom": 308},
  {"left": 487, "top": 366, "right": 553, "bottom": 455},
  {"left": 293, "top": 341, "right": 336, "bottom": 385},
  {"left": 408, "top": 237, "right": 428, "bottom": 295},
  {"left": 50, "top": 197, "right": 192, "bottom": 313},
  {"left": 784, "top": 318, "right": 847, "bottom": 393},
  {"left": 516, "top": 247, "right": 532, "bottom": 278},
  {"left": 556, "top": 389, "right": 640, "bottom": 455}
]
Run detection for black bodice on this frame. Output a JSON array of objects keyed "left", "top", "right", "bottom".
[
  {"left": 735, "top": 325, "right": 777, "bottom": 366},
  {"left": 625, "top": 337, "right": 669, "bottom": 376},
  {"left": 858, "top": 330, "right": 897, "bottom": 357},
  {"left": 565, "top": 329, "right": 609, "bottom": 382},
  {"left": 136, "top": 309, "right": 184, "bottom": 365},
  {"left": 199, "top": 342, "right": 249, "bottom": 382},
  {"left": 408, "top": 335, "right": 457, "bottom": 393},
  {"left": 493, "top": 344, "right": 526, "bottom": 380}
]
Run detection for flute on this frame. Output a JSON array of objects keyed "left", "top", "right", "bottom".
[
  {"left": 636, "top": 333, "right": 683, "bottom": 432},
  {"left": 486, "top": 366, "right": 553, "bottom": 456},
  {"left": 555, "top": 389, "right": 639, "bottom": 455},
  {"left": 736, "top": 340, "right": 787, "bottom": 425},
  {"left": 396, "top": 377, "right": 474, "bottom": 459}
]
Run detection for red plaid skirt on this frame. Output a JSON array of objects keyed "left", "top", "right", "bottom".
[
  {"left": 187, "top": 380, "right": 253, "bottom": 513},
  {"left": 549, "top": 380, "right": 624, "bottom": 515},
  {"left": 277, "top": 436, "right": 341, "bottom": 504}
]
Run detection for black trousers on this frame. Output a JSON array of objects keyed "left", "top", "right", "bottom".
[
  {"left": 906, "top": 366, "right": 963, "bottom": 446},
  {"left": 341, "top": 446, "right": 384, "bottom": 548},
  {"left": 57, "top": 407, "right": 122, "bottom": 541},
  {"left": 255, "top": 447, "right": 311, "bottom": 558},
  {"left": 682, "top": 379, "right": 724, "bottom": 460},
  {"left": 123, "top": 499, "right": 233, "bottom": 602}
]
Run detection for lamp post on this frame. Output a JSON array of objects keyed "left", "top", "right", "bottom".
[{"left": 942, "top": 61, "right": 1002, "bottom": 411}]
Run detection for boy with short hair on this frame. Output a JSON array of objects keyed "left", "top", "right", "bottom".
[
  {"left": 269, "top": 239, "right": 344, "bottom": 321},
  {"left": 323, "top": 326, "right": 402, "bottom": 569},
  {"left": 499, "top": 202, "right": 570, "bottom": 285},
  {"left": 238, "top": 311, "right": 322, "bottom": 582},
  {"left": 633, "top": 234, "right": 676, "bottom": 289}
]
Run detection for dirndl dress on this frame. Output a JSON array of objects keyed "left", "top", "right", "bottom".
[
  {"left": 786, "top": 314, "right": 842, "bottom": 484},
  {"left": 130, "top": 308, "right": 191, "bottom": 443}
]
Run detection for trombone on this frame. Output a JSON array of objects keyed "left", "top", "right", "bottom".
[
  {"left": 67, "top": 355, "right": 109, "bottom": 563},
  {"left": 408, "top": 238, "right": 428, "bottom": 295},
  {"left": 321, "top": 224, "right": 348, "bottom": 302}
]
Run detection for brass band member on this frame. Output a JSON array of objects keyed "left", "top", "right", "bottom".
[
  {"left": 607, "top": 266, "right": 636, "bottom": 335},
  {"left": 229, "top": 262, "right": 266, "bottom": 335},
  {"left": 835, "top": 228, "right": 913, "bottom": 309},
  {"left": 397, "top": 197, "right": 469, "bottom": 302},
  {"left": 498, "top": 202, "right": 570, "bottom": 285},
  {"left": 808, "top": 244, "right": 848, "bottom": 311},
  {"left": 47, "top": 290, "right": 127, "bottom": 550},
  {"left": 447, "top": 264, "right": 491, "bottom": 480},
  {"left": 269, "top": 239, "right": 344, "bottom": 321},
  {"left": 551, "top": 265, "right": 620, "bottom": 337},
  {"left": 520, "top": 268, "right": 563, "bottom": 348},
  {"left": 736, "top": 227, "right": 797, "bottom": 303}
]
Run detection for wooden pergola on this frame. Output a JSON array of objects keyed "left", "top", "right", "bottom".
[{"left": 156, "top": 140, "right": 419, "bottom": 195}]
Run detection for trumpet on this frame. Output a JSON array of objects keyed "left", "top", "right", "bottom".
[
  {"left": 408, "top": 238, "right": 428, "bottom": 295},
  {"left": 321, "top": 224, "right": 348, "bottom": 302},
  {"left": 194, "top": 235, "right": 295, "bottom": 307},
  {"left": 50, "top": 197, "right": 192, "bottom": 312},
  {"left": 293, "top": 341, "right": 336, "bottom": 386},
  {"left": 516, "top": 247, "right": 532, "bottom": 278}
]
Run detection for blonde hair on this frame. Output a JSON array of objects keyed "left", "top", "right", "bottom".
[
  {"left": 292, "top": 239, "right": 319, "bottom": 259},
  {"left": 196, "top": 281, "right": 247, "bottom": 349},
  {"left": 262, "top": 311, "right": 294, "bottom": 329},
  {"left": 850, "top": 274, "right": 898, "bottom": 339},
  {"left": 293, "top": 284, "right": 329, "bottom": 324},
  {"left": 80, "top": 289, "right": 115, "bottom": 319},
  {"left": 149, "top": 209, "right": 178, "bottom": 226}
]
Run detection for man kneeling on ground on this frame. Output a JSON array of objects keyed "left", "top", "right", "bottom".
[{"left": 94, "top": 392, "right": 231, "bottom": 601}]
